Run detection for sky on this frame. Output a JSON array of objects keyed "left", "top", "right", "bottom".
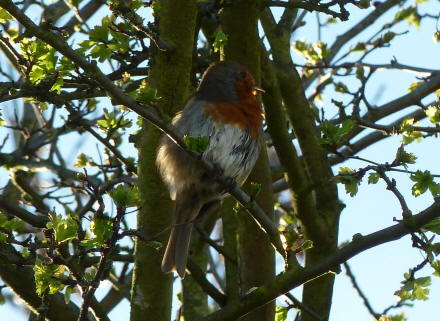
[{"left": 1, "top": 1, "right": 440, "bottom": 320}]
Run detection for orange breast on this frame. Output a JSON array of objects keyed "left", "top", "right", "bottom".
[{"left": 203, "top": 100, "right": 263, "bottom": 139}]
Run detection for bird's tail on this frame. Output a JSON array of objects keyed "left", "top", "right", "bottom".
[{"left": 161, "top": 202, "right": 202, "bottom": 278}]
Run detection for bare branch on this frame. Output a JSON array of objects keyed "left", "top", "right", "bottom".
[
  {"left": 343, "top": 262, "right": 381, "bottom": 320},
  {"left": 264, "top": 0, "right": 349, "bottom": 21},
  {"left": 201, "top": 200, "right": 440, "bottom": 320}
]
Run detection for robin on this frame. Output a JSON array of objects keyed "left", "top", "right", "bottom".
[{"left": 156, "top": 61, "right": 264, "bottom": 278}]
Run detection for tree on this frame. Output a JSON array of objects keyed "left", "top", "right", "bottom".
[{"left": 0, "top": 0, "right": 439, "bottom": 320}]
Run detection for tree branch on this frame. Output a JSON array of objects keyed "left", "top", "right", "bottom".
[
  {"left": 201, "top": 200, "right": 440, "bottom": 320},
  {"left": 264, "top": 0, "right": 349, "bottom": 21},
  {"left": 187, "top": 257, "right": 227, "bottom": 306},
  {"left": 0, "top": 194, "right": 48, "bottom": 228},
  {"left": 303, "top": 0, "right": 404, "bottom": 89}
]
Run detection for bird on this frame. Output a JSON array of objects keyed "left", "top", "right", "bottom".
[{"left": 156, "top": 61, "right": 264, "bottom": 278}]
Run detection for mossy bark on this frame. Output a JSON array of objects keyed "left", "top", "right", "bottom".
[
  {"left": 260, "top": 7, "right": 341, "bottom": 321},
  {"left": 182, "top": 204, "right": 221, "bottom": 320},
  {"left": 130, "top": 1, "right": 198, "bottom": 321},
  {"left": 222, "top": 1, "right": 276, "bottom": 320}
]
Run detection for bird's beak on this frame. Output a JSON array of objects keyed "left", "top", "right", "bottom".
[{"left": 252, "top": 86, "right": 265, "bottom": 95}]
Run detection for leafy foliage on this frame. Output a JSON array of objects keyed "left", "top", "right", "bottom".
[
  {"left": 395, "top": 275, "right": 431, "bottom": 301},
  {"left": 213, "top": 28, "right": 228, "bottom": 53},
  {"left": 410, "top": 170, "right": 440, "bottom": 197},
  {"left": 34, "top": 258, "right": 67, "bottom": 296},
  {"left": 184, "top": 134, "right": 210, "bottom": 153},
  {"left": 319, "top": 119, "right": 356, "bottom": 150},
  {"left": 336, "top": 167, "right": 361, "bottom": 196},
  {"left": 46, "top": 212, "right": 78, "bottom": 244},
  {"left": 110, "top": 184, "right": 140, "bottom": 208},
  {"left": 400, "top": 118, "right": 422, "bottom": 144},
  {"left": 80, "top": 216, "right": 113, "bottom": 250},
  {"left": 136, "top": 80, "right": 159, "bottom": 104}
]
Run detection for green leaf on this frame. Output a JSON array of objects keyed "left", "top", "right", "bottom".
[
  {"left": 336, "top": 167, "right": 360, "bottom": 197},
  {"left": 29, "top": 66, "right": 46, "bottom": 84},
  {"left": 395, "top": 146, "right": 417, "bottom": 165},
  {"left": 0, "top": 110, "right": 4, "bottom": 127},
  {"left": 388, "top": 312, "right": 407, "bottom": 321},
  {"left": 59, "top": 56, "right": 75, "bottom": 71},
  {"left": 22, "top": 247, "right": 30, "bottom": 258},
  {"left": 400, "top": 118, "right": 422, "bottom": 144},
  {"left": 319, "top": 119, "right": 356, "bottom": 149},
  {"left": 316, "top": 41, "right": 330, "bottom": 58},
  {"left": 212, "top": 28, "right": 228, "bottom": 53},
  {"left": 396, "top": 276, "right": 431, "bottom": 302},
  {"left": 281, "top": 224, "right": 300, "bottom": 249},
  {"left": 339, "top": 119, "right": 356, "bottom": 135},
  {"left": 410, "top": 170, "right": 440, "bottom": 197},
  {"left": 356, "top": 66, "right": 365, "bottom": 81},
  {"left": 425, "top": 106, "right": 440, "bottom": 124},
  {"left": 64, "top": 286, "right": 76, "bottom": 304},
  {"left": 352, "top": 42, "right": 367, "bottom": 52},
  {"left": 408, "top": 81, "right": 422, "bottom": 93},
  {"left": 184, "top": 134, "right": 210, "bottom": 153},
  {"left": 21, "top": 39, "right": 58, "bottom": 84},
  {"left": 79, "top": 238, "right": 98, "bottom": 251},
  {"left": 424, "top": 217, "right": 440, "bottom": 234},
  {"left": 77, "top": 40, "right": 94, "bottom": 53},
  {"left": 249, "top": 182, "right": 261, "bottom": 197},
  {"left": 47, "top": 212, "right": 78, "bottom": 243},
  {"left": 136, "top": 80, "right": 158, "bottom": 104},
  {"left": 434, "top": 31, "right": 440, "bottom": 43},
  {"left": 34, "top": 258, "right": 66, "bottom": 296},
  {"left": 84, "top": 266, "right": 97, "bottom": 282},
  {"left": 50, "top": 77, "right": 64, "bottom": 94},
  {"left": 90, "top": 44, "right": 112, "bottom": 62},
  {"left": 151, "top": 0, "right": 161, "bottom": 17},
  {"left": 89, "top": 25, "right": 109, "bottom": 42},
  {"left": 149, "top": 241, "right": 163, "bottom": 250},
  {"left": 326, "top": 17, "right": 338, "bottom": 24},
  {"left": 0, "top": 8, "right": 12, "bottom": 23},
  {"left": 0, "top": 214, "right": 6, "bottom": 226},
  {"left": 0, "top": 232, "right": 7, "bottom": 242},
  {"left": 110, "top": 184, "right": 139, "bottom": 208},
  {"left": 301, "top": 240, "right": 314, "bottom": 250},
  {"left": 431, "top": 260, "right": 440, "bottom": 277},
  {"left": 406, "top": 10, "right": 421, "bottom": 29},
  {"left": 275, "top": 306, "right": 288, "bottom": 321},
  {"left": 80, "top": 216, "right": 113, "bottom": 250},
  {"left": 358, "top": 0, "right": 370, "bottom": 8},
  {"left": 0, "top": 216, "right": 26, "bottom": 232},
  {"left": 412, "top": 283, "right": 429, "bottom": 300},
  {"left": 97, "top": 109, "right": 132, "bottom": 133},
  {"left": 395, "top": 7, "right": 414, "bottom": 22},
  {"left": 368, "top": 172, "right": 380, "bottom": 184},
  {"left": 74, "top": 153, "right": 92, "bottom": 168},
  {"left": 382, "top": 31, "right": 396, "bottom": 43}
]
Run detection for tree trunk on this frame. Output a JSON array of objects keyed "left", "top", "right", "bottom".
[
  {"left": 222, "top": 1, "right": 276, "bottom": 320},
  {"left": 130, "top": 1, "right": 198, "bottom": 320}
]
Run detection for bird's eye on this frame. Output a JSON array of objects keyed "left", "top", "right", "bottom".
[{"left": 239, "top": 71, "right": 247, "bottom": 79}]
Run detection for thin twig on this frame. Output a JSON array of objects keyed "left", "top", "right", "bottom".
[
  {"left": 376, "top": 168, "right": 412, "bottom": 218},
  {"left": 343, "top": 262, "right": 381, "bottom": 320},
  {"left": 285, "top": 292, "right": 325, "bottom": 321}
]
